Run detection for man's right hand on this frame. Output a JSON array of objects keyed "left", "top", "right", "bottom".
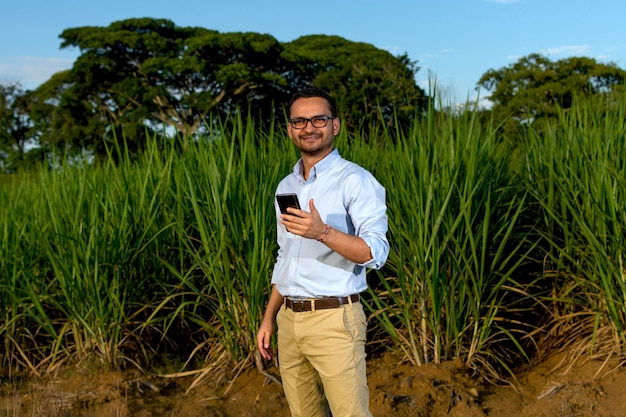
[{"left": 257, "top": 320, "right": 275, "bottom": 360}]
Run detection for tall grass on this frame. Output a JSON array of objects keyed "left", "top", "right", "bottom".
[
  {"left": 0, "top": 117, "right": 294, "bottom": 381},
  {"left": 1, "top": 97, "right": 625, "bottom": 387},
  {"left": 363, "top": 106, "right": 534, "bottom": 379},
  {"left": 151, "top": 117, "right": 294, "bottom": 373},
  {"left": 1, "top": 140, "right": 180, "bottom": 372},
  {"left": 521, "top": 96, "right": 626, "bottom": 359}
]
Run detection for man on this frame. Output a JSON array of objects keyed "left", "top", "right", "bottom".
[{"left": 256, "top": 87, "right": 389, "bottom": 417}]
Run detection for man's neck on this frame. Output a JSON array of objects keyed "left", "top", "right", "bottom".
[{"left": 301, "top": 148, "right": 333, "bottom": 180}]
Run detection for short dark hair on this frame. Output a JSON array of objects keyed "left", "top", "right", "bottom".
[{"left": 287, "top": 87, "right": 337, "bottom": 118}]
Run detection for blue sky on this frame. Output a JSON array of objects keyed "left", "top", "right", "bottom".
[{"left": 1, "top": 0, "right": 625, "bottom": 101}]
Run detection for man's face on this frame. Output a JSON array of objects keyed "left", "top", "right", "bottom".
[{"left": 288, "top": 97, "right": 340, "bottom": 158}]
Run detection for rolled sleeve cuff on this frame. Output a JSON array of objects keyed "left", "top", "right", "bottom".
[{"left": 359, "top": 236, "right": 389, "bottom": 270}]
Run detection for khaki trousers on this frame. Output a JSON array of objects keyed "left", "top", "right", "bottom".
[{"left": 276, "top": 301, "right": 372, "bottom": 417}]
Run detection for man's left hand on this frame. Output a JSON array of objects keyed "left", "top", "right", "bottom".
[{"left": 280, "top": 199, "right": 326, "bottom": 240}]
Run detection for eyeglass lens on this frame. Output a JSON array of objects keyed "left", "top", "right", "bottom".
[{"left": 290, "top": 116, "right": 333, "bottom": 129}]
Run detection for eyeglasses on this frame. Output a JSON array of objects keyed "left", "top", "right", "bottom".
[{"left": 288, "top": 115, "right": 335, "bottom": 130}]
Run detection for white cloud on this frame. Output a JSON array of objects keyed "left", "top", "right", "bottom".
[
  {"left": 416, "top": 48, "right": 453, "bottom": 64},
  {"left": 504, "top": 45, "right": 591, "bottom": 64},
  {"left": 597, "top": 45, "right": 626, "bottom": 65},
  {"left": 0, "top": 56, "right": 74, "bottom": 89},
  {"left": 595, "top": 54, "right": 612, "bottom": 61},
  {"left": 383, "top": 45, "right": 405, "bottom": 55},
  {"left": 542, "top": 45, "right": 590, "bottom": 56},
  {"left": 605, "top": 44, "right": 626, "bottom": 53}
]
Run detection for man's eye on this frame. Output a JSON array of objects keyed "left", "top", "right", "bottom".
[
  {"left": 292, "top": 118, "right": 306, "bottom": 126},
  {"left": 311, "top": 116, "right": 325, "bottom": 123}
]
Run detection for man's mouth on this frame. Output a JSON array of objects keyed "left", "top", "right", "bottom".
[{"left": 300, "top": 134, "right": 321, "bottom": 141}]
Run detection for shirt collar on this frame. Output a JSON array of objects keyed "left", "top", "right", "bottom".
[{"left": 293, "top": 148, "right": 340, "bottom": 180}]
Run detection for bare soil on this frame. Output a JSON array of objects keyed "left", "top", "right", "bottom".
[{"left": 2, "top": 350, "right": 626, "bottom": 417}]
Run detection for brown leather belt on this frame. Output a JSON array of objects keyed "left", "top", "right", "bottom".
[{"left": 284, "top": 294, "right": 360, "bottom": 312}]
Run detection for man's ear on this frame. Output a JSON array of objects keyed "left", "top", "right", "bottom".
[{"left": 333, "top": 117, "right": 341, "bottom": 136}]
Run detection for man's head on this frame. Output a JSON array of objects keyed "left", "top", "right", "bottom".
[
  {"left": 287, "top": 88, "right": 340, "bottom": 160},
  {"left": 287, "top": 87, "right": 337, "bottom": 119}
]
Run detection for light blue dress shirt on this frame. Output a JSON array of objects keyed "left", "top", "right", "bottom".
[{"left": 271, "top": 149, "right": 389, "bottom": 298}]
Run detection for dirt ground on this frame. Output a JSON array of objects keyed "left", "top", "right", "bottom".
[{"left": 2, "top": 350, "right": 626, "bottom": 417}]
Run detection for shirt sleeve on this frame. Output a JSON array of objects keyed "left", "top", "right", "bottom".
[{"left": 345, "top": 173, "right": 390, "bottom": 270}]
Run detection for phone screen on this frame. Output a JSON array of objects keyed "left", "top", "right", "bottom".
[{"left": 276, "top": 193, "right": 301, "bottom": 214}]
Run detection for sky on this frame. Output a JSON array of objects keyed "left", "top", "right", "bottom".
[{"left": 1, "top": 0, "right": 625, "bottom": 102}]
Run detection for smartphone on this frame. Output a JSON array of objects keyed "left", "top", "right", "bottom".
[{"left": 276, "top": 193, "right": 301, "bottom": 214}]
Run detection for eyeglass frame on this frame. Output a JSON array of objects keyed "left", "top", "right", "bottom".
[{"left": 288, "top": 115, "right": 336, "bottom": 130}]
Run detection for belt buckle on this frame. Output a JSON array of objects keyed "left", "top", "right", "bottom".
[{"left": 290, "top": 299, "right": 306, "bottom": 312}]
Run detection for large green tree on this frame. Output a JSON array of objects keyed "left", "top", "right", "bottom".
[
  {"left": 478, "top": 53, "right": 626, "bottom": 132},
  {"left": 23, "top": 18, "right": 425, "bottom": 158},
  {"left": 50, "top": 18, "right": 298, "bottom": 154},
  {"left": 0, "top": 83, "right": 43, "bottom": 172},
  {"left": 285, "top": 35, "right": 426, "bottom": 134},
  {"left": 28, "top": 70, "right": 107, "bottom": 156}
]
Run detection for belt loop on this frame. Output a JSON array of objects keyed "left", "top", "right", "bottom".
[
  {"left": 311, "top": 299, "right": 316, "bottom": 313},
  {"left": 347, "top": 295, "right": 353, "bottom": 307}
]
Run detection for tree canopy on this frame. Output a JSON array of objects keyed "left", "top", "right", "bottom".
[
  {"left": 284, "top": 35, "right": 425, "bottom": 132},
  {"left": 0, "top": 83, "right": 40, "bottom": 172},
  {"left": 478, "top": 53, "right": 626, "bottom": 133},
  {"left": 4, "top": 21, "right": 626, "bottom": 173},
  {"left": 48, "top": 18, "right": 299, "bottom": 153},
  {"left": 5, "top": 17, "right": 424, "bottom": 163}
]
